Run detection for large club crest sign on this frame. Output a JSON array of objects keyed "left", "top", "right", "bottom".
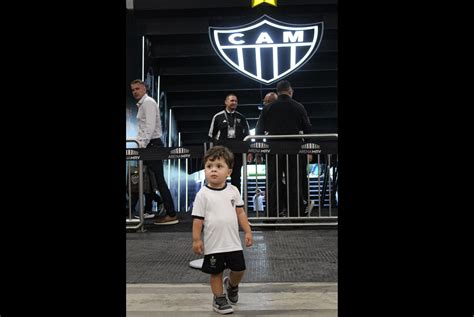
[{"left": 209, "top": 15, "right": 323, "bottom": 85}]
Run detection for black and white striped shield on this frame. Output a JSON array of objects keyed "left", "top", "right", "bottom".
[{"left": 209, "top": 15, "right": 323, "bottom": 85}]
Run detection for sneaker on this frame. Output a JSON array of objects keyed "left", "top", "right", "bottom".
[
  {"left": 223, "top": 276, "right": 239, "bottom": 305},
  {"left": 153, "top": 215, "right": 178, "bottom": 225},
  {"left": 212, "top": 294, "right": 233, "bottom": 314},
  {"left": 133, "top": 212, "right": 155, "bottom": 219}
]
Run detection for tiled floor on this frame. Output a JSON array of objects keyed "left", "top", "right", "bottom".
[
  {"left": 127, "top": 282, "right": 337, "bottom": 316},
  {"left": 127, "top": 229, "right": 337, "bottom": 283},
  {"left": 127, "top": 228, "right": 337, "bottom": 315}
]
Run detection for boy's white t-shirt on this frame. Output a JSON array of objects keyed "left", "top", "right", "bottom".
[{"left": 191, "top": 184, "right": 244, "bottom": 255}]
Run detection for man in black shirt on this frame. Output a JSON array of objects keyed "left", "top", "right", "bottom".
[
  {"left": 256, "top": 80, "right": 312, "bottom": 217},
  {"left": 208, "top": 94, "right": 253, "bottom": 191}
]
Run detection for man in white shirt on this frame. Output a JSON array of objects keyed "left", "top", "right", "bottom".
[{"left": 130, "top": 79, "right": 178, "bottom": 225}]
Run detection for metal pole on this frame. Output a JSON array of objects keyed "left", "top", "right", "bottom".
[
  {"left": 328, "top": 154, "right": 332, "bottom": 216},
  {"left": 141, "top": 36, "right": 145, "bottom": 81},
  {"left": 138, "top": 159, "right": 145, "bottom": 232},
  {"left": 276, "top": 154, "right": 279, "bottom": 217},
  {"left": 286, "top": 154, "right": 290, "bottom": 217},
  {"left": 157, "top": 75, "right": 160, "bottom": 106},
  {"left": 178, "top": 132, "right": 181, "bottom": 212},
  {"left": 168, "top": 108, "right": 172, "bottom": 184},
  {"left": 265, "top": 153, "right": 268, "bottom": 218},
  {"left": 297, "top": 154, "right": 300, "bottom": 218},
  {"left": 243, "top": 153, "right": 248, "bottom": 214},
  {"left": 126, "top": 140, "right": 146, "bottom": 231},
  {"left": 255, "top": 158, "right": 258, "bottom": 217},
  {"left": 307, "top": 154, "right": 311, "bottom": 217},
  {"left": 127, "top": 162, "right": 132, "bottom": 219},
  {"left": 185, "top": 158, "right": 189, "bottom": 212},
  {"left": 318, "top": 154, "right": 321, "bottom": 217}
]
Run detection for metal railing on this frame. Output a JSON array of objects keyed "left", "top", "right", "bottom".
[
  {"left": 126, "top": 135, "right": 337, "bottom": 230},
  {"left": 242, "top": 134, "right": 338, "bottom": 227},
  {"left": 125, "top": 141, "right": 206, "bottom": 232},
  {"left": 126, "top": 140, "right": 145, "bottom": 231}
]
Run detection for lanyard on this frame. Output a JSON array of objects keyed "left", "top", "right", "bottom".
[{"left": 224, "top": 111, "right": 237, "bottom": 132}]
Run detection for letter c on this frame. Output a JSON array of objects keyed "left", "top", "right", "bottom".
[{"left": 228, "top": 33, "right": 245, "bottom": 45}]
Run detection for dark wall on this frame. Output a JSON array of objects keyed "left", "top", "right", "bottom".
[
  {"left": 126, "top": 11, "right": 142, "bottom": 105},
  {"left": 127, "top": 0, "right": 337, "bottom": 146}
]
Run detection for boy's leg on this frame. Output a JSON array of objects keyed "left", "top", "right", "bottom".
[
  {"left": 228, "top": 270, "right": 245, "bottom": 286},
  {"left": 210, "top": 272, "right": 224, "bottom": 296},
  {"left": 211, "top": 272, "right": 233, "bottom": 314},
  {"left": 224, "top": 270, "right": 244, "bottom": 304},
  {"left": 223, "top": 250, "right": 246, "bottom": 305}
]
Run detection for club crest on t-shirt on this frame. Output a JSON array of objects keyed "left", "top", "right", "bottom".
[{"left": 231, "top": 199, "right": 235, "bottom": 207}]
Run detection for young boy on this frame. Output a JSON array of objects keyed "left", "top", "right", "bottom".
[{"left": 192, "top": 146, "right": 253, "bottom": 314}]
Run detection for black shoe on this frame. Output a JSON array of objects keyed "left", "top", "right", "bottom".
[
  {"left": 213, "top": 294, "right": 233, "bottom": 314},
  {"left": 223, "top": 276, "right": 239, "bottom": 304}
]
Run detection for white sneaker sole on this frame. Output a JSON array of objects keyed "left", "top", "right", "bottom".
[
  {"left": 134, "top": 214, "right": 155, "bottom": 219},
  {"left": 212, "top": 306, "right": 233, "bottom": 314},
  {"left": 153, "top": 220, "right": 179, "bottom": 225}
]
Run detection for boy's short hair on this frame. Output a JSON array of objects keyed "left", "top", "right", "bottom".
[{"left": 203, "top": 146, "right": 234, "bottom": 169}]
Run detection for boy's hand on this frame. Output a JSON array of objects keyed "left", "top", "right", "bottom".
[
  {"left": 192, "top": 240, "right": 204, "bottom": 255},
  {"left": 245, "top": 232, "right": 253, "bottom": 247}
]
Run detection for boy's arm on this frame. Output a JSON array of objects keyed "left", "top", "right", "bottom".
[
  {"left": 236, "top": 207, "right": 253, "bottom": 247},
  {"left": 192, "top": 217, "right": 204, "bottom": 255}
]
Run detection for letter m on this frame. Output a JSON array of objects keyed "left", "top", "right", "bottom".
[{"left": 283, "top": 31, "right": 304, "bottom": 43}]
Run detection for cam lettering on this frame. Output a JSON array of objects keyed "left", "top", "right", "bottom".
[{"left": 228, "top": 31, "right": 304, "bottom": 45}]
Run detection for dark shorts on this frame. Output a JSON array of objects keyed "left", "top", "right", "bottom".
[{"left": 201, "top": 250, "right": 246, "bottom": 274}]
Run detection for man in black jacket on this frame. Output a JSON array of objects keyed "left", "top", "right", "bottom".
[
  {"left": 208, "top": 94, "right": 253, "bottom": 191},
  {"left": 256, "top": 80, "right": 312, "bottom": 217}
]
